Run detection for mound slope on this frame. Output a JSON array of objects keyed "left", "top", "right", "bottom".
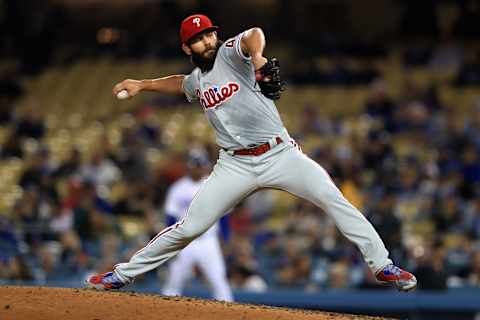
[{"left": 0, "top": 286, "right": 390, "bottom": 320}]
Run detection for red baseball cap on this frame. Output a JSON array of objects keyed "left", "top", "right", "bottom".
[{"left": 180, "top": 14, "right": 218, "bottom": 44}]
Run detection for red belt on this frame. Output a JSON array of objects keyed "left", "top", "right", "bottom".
[{"left": 230, "top": 137, "right": 283, "bottom": 156}]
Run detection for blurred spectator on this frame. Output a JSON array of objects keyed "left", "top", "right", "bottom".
[
  {"left": 465, "top": 199, "right": 480, "bottom": 240},
  {"left": 429, "top": 33, "right": 463, "bottom": 73},
  {"left": 230, "top": 264, "right": 268, "bottom": 293},
  {"left": 112, "top": 181, "right": 155, "bottom": 219},
  {"left": 0, "top": 71, "right": 24, "bottom": 101},
  {"left": 402, "top": 42, "right": 432, "bottom": 67},
  {"left": 467, "top": 251, "right": 480, "bottom": 286},
  {"left": 364, "top": 79, "right": 397, "bottom": 132},
  {"left": 465, "top": 103, "right": 480, "bottom": 150},
  {"left": 460, "top": 145, "right": 480, "bottom": 199},
  {"left": 15, "top": 108, "right": 46, "bottom": 140},
  {"left": 362, "top": 130, "right": 393, "bottom": 171},
  {"left": 92, "top": 233, "right": 122, "bottom": 274},
  {"left": 432, "top": 194, "right": 464, "bottom": 234},
  {"left": 0, "top": 215, "right": 32, "bottom": 281},
  {"left": 423, "top": 85, "right": 444, "bottom": 112},
  {"left": 80, "top": 149, "right": 121, "bottom": 190},
  {"left": 455, "top": 50, "right": 480, "bottom": 86},
  {"left": 0, "top": 95, "right": 15, "bottom": 125},
  {"left": 328, "top": 260, "right": 350, "bottom": 289},
  {"left": 415, "top": 241, "right": 448, "bottom": 291},
  {"left": 297, "top": 104, "right": 334, "bottom": 139},
  {"left": 19, "top": 147, "right": 53, "bottom": 189},
  {"left": 0, "top": 70, "right": 24, "bottom": 125},
  {"left": 53, "top": 148, "right": 82, "bottom": 179},
  {"left": 1, "top": 133, "right": 24, "bottom": 159},
  {"left": 14, "top": 187, "right": 46, "bottom": 246},
  {"left": 72, "top": 181, "right": 116, "bottom": 242},
  {"left": 397, "top": 101, "right": 430, "bottom": 133},
  {"left": 445, "top": 235, "right": 475, "bottom": 284},
  {"left": 228, "top": 203, "right": 254, "bottom": 237},
  {"left": 368, "top": 191, "right": 403, "bottom": 252},
  {"left": 117, "top": 128, "right": 149, "bottom": 182},
  {"left": 134, "top": 106, "right": 160, "bottom": 145},
  {"left": 276, "top": 253, "right": 312, "bottom": 288},
  {"left": 227, "top": 235, "right": 266, "bottom": 291}
]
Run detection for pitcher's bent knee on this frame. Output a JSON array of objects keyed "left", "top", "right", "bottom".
[{"left": 178, "top": 221, "right": 208, "bottom": 240}]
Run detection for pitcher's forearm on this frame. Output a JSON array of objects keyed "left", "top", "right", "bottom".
[{"left": 140, "top": 75, "right": 186, "bottom": 95}]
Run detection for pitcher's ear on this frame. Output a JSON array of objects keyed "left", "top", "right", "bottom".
[{"left": 182, "top": 44, "right": 192, "bottom": 55}]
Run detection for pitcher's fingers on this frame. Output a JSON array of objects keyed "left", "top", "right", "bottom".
[{"left": 112, "top": 83, "right": 124, "bottom": 95}]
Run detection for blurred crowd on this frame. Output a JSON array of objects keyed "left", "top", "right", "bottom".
[
  {"left": 1, "top": 71, "right": 480, "bottom": 292},
  {"left": 2, "top": 0, "right": 480, "bottom": 87}
]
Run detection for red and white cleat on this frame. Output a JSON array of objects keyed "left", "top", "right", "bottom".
[
  {"left": 376, "top": 264, "right": 417, "bottom": 292},
  {"left": 84, "top": 272, "right": 126, "bottom": 291}
]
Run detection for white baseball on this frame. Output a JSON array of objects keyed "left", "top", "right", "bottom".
[{"left": 116, "top": 90, "right": 129, "bottom": 100}]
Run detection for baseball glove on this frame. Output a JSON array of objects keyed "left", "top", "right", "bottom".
[{"left": 255, "top": 58, "right": 285, "bottom": 100}]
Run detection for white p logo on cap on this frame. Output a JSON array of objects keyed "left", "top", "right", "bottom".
[{"left": 193, "top": 17, "right": 201, "bottom": 27}]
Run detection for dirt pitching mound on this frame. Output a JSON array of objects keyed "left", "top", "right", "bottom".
[{"left": 0, "top": 286, "right": 391, "bottom": 320}]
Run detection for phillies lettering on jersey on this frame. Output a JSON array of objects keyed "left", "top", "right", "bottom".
[{"left": 196, "top": 82, "right": 240, "bottom": 109}]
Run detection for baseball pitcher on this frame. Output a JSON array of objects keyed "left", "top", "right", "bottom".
[{"left": 86, "top": 14, "right": 417, "bottom": 292}]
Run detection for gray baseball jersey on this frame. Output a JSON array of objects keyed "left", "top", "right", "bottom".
[{"left": 182, "top": 32, "right": 287, "bottom": 149}]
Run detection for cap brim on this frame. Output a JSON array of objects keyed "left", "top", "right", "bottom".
[{"left": 184, "top": 26, "right": 219, "bottom": 44}]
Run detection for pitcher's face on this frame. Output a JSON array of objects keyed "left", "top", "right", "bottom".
[
  {"left": 189, "top": 31, "right": 218, "bottom": 58},
  {"left": 182, "top": 31, "right": 220, "bottom": 72}
]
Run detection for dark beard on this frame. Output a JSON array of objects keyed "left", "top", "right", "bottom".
[{"left": 190, "top": 40, "right": 224, "bottom": 72}]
